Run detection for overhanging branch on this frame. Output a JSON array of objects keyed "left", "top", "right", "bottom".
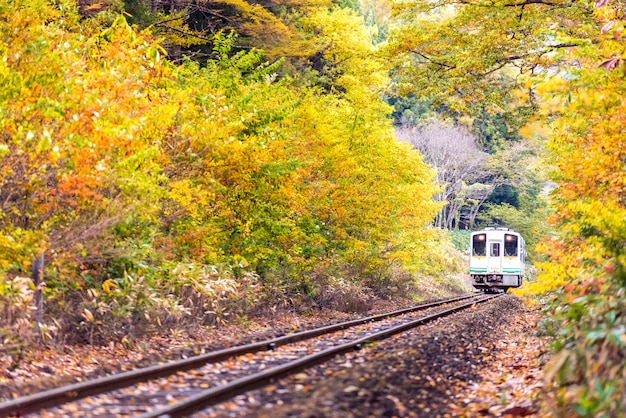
[{"left": 409, "top": 49, "right": 456, "bottom": 70}]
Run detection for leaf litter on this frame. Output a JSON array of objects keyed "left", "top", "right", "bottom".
[{"left": 1, "top": 296, "right": 547, "bottom": 417}]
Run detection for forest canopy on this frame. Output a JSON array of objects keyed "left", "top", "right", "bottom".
[
  {"left": 0, "top": 0, "right": 453, "bottom": 343},
  {"left": 1, "top": 0, "right": 625, "bottom": 414},
  {"left": 384, "top": 0, "right": 626, "bottom": 413}
]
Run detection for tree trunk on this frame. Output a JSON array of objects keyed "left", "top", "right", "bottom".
[
  {"left": 31, "top": 252, "right": 44, "bottom": 340},
  {"left": 468, "top": 192, "right": 491, "bottom": 229}
]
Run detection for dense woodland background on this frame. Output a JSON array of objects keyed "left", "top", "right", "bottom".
[{"left": 1, "top": 0, "right": 625, "bottom": 414}]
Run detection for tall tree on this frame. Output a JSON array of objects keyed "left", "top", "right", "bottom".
[
  {"left": 384, "top": 0, "right": 590, "bottom": 124},
  {"left": 396, "top": 122, "right": 488, "bottom": 229},
  {"left": 0, "top": 2, "right": 168, "bottom": 276},
  {"left": 385, "top": 0, "right": 626, "bottom": 414}
]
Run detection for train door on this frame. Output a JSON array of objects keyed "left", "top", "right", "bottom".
[
  {"left": 503, "top": 233, "right": 521, "bottom": 286},
  {"left": 488, "top": 239, "right": 502, "bottom": 273}
]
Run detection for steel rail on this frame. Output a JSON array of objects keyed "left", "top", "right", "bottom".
[
  {"left": 0, "top": 293, "right": 479, "bottom": 417},
  {"left": 141, "top": 294, "right": 501, "bottom": 418}
]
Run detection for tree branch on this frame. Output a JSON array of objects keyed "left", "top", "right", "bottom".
[
  {"left": 152, "top": 14, "right": 187, "bottom": 26},
  {"left": 503, "top": 0, "right": 563, "bottom": 7},
  {"left": 408, "top": 49, "right": 456, "bottom": 69},
  {"left": 476, "top": 42, "right": 579, "bottom": 76},
  {"left": 453, "top": 0, "right": 565, "bottom": 7},
  {"left": 153, "top": 23, "right": 215, "bottom": 43},
  {"left": 191, "top": 3, "right": 237, "bottom": 24}
]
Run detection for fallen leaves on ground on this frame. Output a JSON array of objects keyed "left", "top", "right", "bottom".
[
  {"left": 232, "top": 296, "right": 548, "bottom": 418},
  {"left": 0, "top": 299, "right": 417, "bottom": 401},
  {"left": 449, "top": 300, "right": 546, "bottom": 417}
]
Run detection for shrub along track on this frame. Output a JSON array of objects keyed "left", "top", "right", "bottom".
[{"left": 0, "top": 293, "right": 499, "bottom": 417}]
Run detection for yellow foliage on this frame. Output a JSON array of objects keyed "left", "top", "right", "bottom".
[{"left": 0, "top": 0, "right": 446, "bottom": 307}]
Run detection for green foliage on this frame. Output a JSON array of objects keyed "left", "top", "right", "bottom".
[
  {"left": 541, "top": 284, "right": 626, "bottom": 415},
  {"left": 449, "top": 230, "right": 471, "bottom": 253}
]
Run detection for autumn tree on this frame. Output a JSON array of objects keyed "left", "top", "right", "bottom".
[
  {"left": 396, "top": 122, "right": 489, "bottom": 229},
  {"left": 1, "top": 0, "right": 450, "bottom": 346},
  {"left": 385, "top": 0, "right": 626, "bottom": 414},
  {"left": 0, "top": 2, "right": 169, "bottom": 280},
  {"left": 384, "top": 0, "right": 595, "bottom": 137}
]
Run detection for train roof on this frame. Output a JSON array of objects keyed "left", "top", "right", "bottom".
[{"left": 471, "top": 227, "right": 523, "bottom": 236}]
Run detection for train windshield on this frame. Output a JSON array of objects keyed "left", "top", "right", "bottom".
[
  {"left": 472, "top": 234, "right": 486, "bottom": 256},
  {"left": 504, "top": 234, "right": 518, "bottom": 256}
]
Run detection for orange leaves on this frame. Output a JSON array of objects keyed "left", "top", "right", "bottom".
[
  {"left": 56, "top": 172, "right": 103, "bottom": 207},
  {"left": 0, "top": 2, "right": 174, "bottom": 286},
  {"left": 529, "top": 8, "right": 626, "bottom": 412}
]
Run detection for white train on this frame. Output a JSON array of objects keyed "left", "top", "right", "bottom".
[{"left": 469, "top": 227, "right": 526, "bottom": 292}]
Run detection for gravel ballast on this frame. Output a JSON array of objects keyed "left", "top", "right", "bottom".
[{"left": 202, "top": 295, "right": 541, "bottom": 418}]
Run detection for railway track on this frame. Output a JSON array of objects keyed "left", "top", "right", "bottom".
[{"left": 0, "top": 292, "right": 500, "bottom": 417}]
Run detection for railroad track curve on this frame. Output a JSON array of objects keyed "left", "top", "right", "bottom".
[{"left": 0, "top": 292, "right": 501, "bottom": 417}]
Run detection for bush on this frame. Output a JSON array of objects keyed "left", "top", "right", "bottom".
[
  {"left": 541, "top": 280, "right": 626, "bottom": 416},
  {"left": 449, "top": 230, "right": 471, "bottom": 253}
]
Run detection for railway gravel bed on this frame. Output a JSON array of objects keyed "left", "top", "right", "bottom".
[
  {"left": 1, "top": 296, "right": 427, "bottom": 401},
  {"left": 195, "top": 295, "right": 537, "bottom": 418},
  {"left": 30, "top": 295, "right": 485, "bottom": 417},
  {"left": 1, "top": 294, "right": 545, "bottom": 418}
]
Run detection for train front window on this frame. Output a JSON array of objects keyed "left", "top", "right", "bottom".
[
  {"left": 472, "top": 234, "right": 486, "bottom": 256},
  {"left": 504, "top": 234, "right": 518, "bottom": 256},
  {"left": 490, "top": 243, "right": 500, "bottom": 257}
]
